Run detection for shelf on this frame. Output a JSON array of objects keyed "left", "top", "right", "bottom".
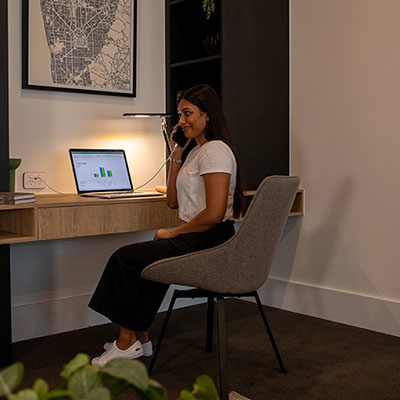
[
  {"left": 242, "top": 188, "right": 304, "bottom": 217},
  {"left": 0, "top": 207, "right": 37, "bottom": 244},
  {"left": 169, "top": 0, "right": 220, "bottom": 64},
  {"left": 170, "top": 0, "right": 187, "bottom": 5},
  {"left": 0, "top": 231, "right": 37, "bottom": 245},
  {"left": 170, "top": 55, "right": 221, "bottom": 68}
]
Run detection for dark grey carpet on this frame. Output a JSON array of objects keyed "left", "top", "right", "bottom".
[{"left": 12, "top": 299, "right": 400, "bottom": 399}]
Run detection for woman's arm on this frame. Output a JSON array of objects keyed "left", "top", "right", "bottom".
[
  {"left": 154, "top": 172, "right": 230, "bottom": 240},
  {"left": 166, "top": 157, "right": 181, "bottom": 209},
  {"left": 165, "top": 127, "right": 192, "bottom": 209}
]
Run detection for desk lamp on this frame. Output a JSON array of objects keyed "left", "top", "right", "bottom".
[{"left": 123, "top": 113, "right": 173, "bottom": 155}]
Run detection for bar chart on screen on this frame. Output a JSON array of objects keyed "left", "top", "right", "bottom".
[{"left": 93, "top": 167, "right": 113, "bottom": 178}]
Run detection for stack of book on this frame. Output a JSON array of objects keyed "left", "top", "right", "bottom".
[{"left": 0, "top": 192, "right": 35, "bottom": 205}]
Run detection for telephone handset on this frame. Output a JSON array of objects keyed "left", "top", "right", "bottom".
[{"left": 172, "top": 125, "right": 189, "bottom": 148}]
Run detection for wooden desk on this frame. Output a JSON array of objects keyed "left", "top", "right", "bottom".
[
  {"left": 0, "top": 190, "right": 304, "bottom": 365},
  {"left": 0, "top": 190, "right": 304, "bottom": 244}
]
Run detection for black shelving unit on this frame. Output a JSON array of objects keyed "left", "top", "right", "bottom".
[{"left": 165, "top": 0, "right": 289, "bottom": 189}]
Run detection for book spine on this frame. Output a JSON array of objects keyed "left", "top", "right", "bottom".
[
  {"left": 0, "top": 198, "right": 35, "bottom": 205},
  {"left": 0, "top": 198, "right": 14, "bottom": 205}
]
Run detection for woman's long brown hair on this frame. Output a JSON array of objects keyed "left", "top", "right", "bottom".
[{"left": 180, "top": 84, "right": 245, "bottom": 219}]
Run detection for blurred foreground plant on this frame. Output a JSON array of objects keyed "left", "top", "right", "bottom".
[{"left": 0, "top": 354, "right": 220, "bottom": 400}]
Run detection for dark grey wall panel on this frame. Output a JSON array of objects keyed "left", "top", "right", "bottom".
[{"left": 222, "top": 0, "right": 289, "bottom": 189}]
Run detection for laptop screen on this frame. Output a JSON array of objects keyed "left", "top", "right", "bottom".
[{"left": 69, "top": 149, "right": 133, "bottom": 193}]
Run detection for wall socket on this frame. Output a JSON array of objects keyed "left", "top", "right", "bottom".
[{"left": 23, "top": 172, "right": 47, "bottom": 189}]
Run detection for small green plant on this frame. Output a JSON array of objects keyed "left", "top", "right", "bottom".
[
  {"left": 0, "top": 354, "right": 220, "bottom": 400},
  {"left": 202, "top": 0, "right": 216, "bottom": 20}
]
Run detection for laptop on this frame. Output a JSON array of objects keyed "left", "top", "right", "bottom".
[{"left": 69, "top": 149, "right": 164, "bottom": 198}]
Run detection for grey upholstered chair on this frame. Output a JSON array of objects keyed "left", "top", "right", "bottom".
[{"left": 141, "top": 175, "right": 300, "bottom": 400}]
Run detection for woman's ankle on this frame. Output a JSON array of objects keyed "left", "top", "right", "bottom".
[
  {"left": 117, "top": 326, "right": 137, "bottom": 350},
  {"left": 116, "top": 337, "right": 138, "bottom": 350},
  {"left": 136, "top": 331, "right": 150, "bottom": 344}
]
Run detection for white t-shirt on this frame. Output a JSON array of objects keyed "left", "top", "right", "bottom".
[{"left": 176, "top": 140, "right": 237, "bottom": 222}]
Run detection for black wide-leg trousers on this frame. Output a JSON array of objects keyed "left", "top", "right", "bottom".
[{"left": 89, "top": 220, "right": 235, "bottom": 331}]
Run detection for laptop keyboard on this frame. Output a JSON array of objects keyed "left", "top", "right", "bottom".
[
  {"left": 101, "top": 191, "right": 132, "bottom": 195},
  {"left": 82, "top": 191, "right": 163, "bottom": 198}
]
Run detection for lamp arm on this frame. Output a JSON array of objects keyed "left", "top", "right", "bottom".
[{"left": 161, "top": 118, "right": 172, "bottom": 154}]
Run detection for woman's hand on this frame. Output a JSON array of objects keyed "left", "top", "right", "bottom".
[{"left": 153, "top": 229, "right": 177, "bottom": 240}]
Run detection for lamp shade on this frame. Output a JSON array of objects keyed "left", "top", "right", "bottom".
[{"left": 123, "top": 113, "right": 172, "bottom": 118}]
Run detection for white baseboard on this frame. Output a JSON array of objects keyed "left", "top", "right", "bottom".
[
  {"left": 256, "top": 277, "right": 400, "bottom": 337},
  {"left": 11, "top": 285, "right": 205, "bottom": 343},
  {"left": 12, "top": 278, "right": 399, "bottom": 342}
]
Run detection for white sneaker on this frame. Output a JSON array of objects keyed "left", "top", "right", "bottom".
[
  {"left": 103, "top": 340, "right": 153, "bottom": 357},
  {"left": 91, "top": 340, "right": 144, "bottom": 368}
]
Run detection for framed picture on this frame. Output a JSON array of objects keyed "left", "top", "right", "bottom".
[{"left": 22, "top": 0, "right": 137, "bottom": 97}]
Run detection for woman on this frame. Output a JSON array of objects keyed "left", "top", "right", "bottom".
[{"left": 89, "top": 84, "right": 244, "bottom": 367}]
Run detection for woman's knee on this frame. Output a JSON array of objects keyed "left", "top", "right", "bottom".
[{"left": 107, "top": 242, "right": 151, "bottom": 273}]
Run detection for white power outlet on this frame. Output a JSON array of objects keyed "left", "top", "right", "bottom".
[{"left": 23, "top": 172, "right": 47, "bottom": 189}]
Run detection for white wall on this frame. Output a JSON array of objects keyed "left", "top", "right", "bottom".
[
  {"left": 8, "top": 0, "right": 176, "bottom": 342},
  {"left": 258, "top": 0, "right": 400, "bottom": 336}
]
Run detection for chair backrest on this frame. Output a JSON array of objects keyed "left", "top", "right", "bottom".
[
  {"left": 222, "top": 175, "right": 300, "bottom": 293},
  {"left": 142, "top": 176, "right": 300, "bottom": 294}
]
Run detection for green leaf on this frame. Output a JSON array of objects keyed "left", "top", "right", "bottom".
[
  {"left": 46, "top": 388, "right": 72, "bottom": 399},
  {"left": 101, "top": 359, "right": 149, "bottom": 392},
  {"left": 32, "top": 379, "right": 48, "bottom": 399},
  {"left": 192, "top": 375, "right": 220, "bottom": 400},
  {"left": 82, "top": 387, "right": 111, "bottom": 400},
  {"left": 177, "top": 376, "right": 219, "bottom": 400},
  {"left": 67, "top": 365, "right": 103, "bottom": 399},
  {"left": 8, "top": 389, "right": 39, "bottom": 400},
  {"left": 0, "top": 362, "right": 24, "bottom": 397},
  {"left": 148, "top": 379, "right": 167, "bottom": 400},
  {"left": 60, "top": 354, "right": 90, "bottom": 380},
  {"left": 136, "top": 379, "right": 167, "bottom": 400},
  {"left": 108, "top": 380, "right": 128, "bottom": 399},
  {"left": 178, "top": 390, "right": 197, "bottom": 400}
]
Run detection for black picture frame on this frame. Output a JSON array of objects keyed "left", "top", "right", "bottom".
[{"left": 22, "top": 0, "right": 137, "bottom": 97}]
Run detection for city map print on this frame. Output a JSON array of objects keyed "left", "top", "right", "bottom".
[{"left": 38, "top": 0, "right": 134, "bottom": 94}]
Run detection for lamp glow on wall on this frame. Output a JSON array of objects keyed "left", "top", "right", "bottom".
[{"left": 123, "top": 113, "right": 173, "bottom": 155}]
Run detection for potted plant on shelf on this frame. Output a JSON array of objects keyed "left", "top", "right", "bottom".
[{"left": 202, "top": 0, "right": 216, "bottom": 19}]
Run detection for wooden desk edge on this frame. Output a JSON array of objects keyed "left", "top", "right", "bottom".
[
  {"left": 0, "top": 193, "right": 167, "bottom": 209},
  {"left": 0, "top": 190, "right": 304, "bottom": 245}
]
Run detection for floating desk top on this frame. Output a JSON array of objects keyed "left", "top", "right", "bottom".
[
  {"left": 0, "top": 189, "right": 304, "bottom": 245},
  {"left": 0, "top": 193, "right": 180, "bottom": 245}
]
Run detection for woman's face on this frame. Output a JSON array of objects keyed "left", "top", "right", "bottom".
[{"left": 177, "top": 99, "right": 209, "bottom": 145}]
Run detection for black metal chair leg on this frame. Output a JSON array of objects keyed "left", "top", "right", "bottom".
[
  {"left": 216, "top": 297, "right": 228, "bottom": 400},
  {"left": 149, "top": 290, "right": 179, "bottom": 376},
  {"left": 253, "top": 291, "right": 287, "bottom": 373},
  {"left": 205, "top": 296, "right": 214, "bottom": 352}
]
